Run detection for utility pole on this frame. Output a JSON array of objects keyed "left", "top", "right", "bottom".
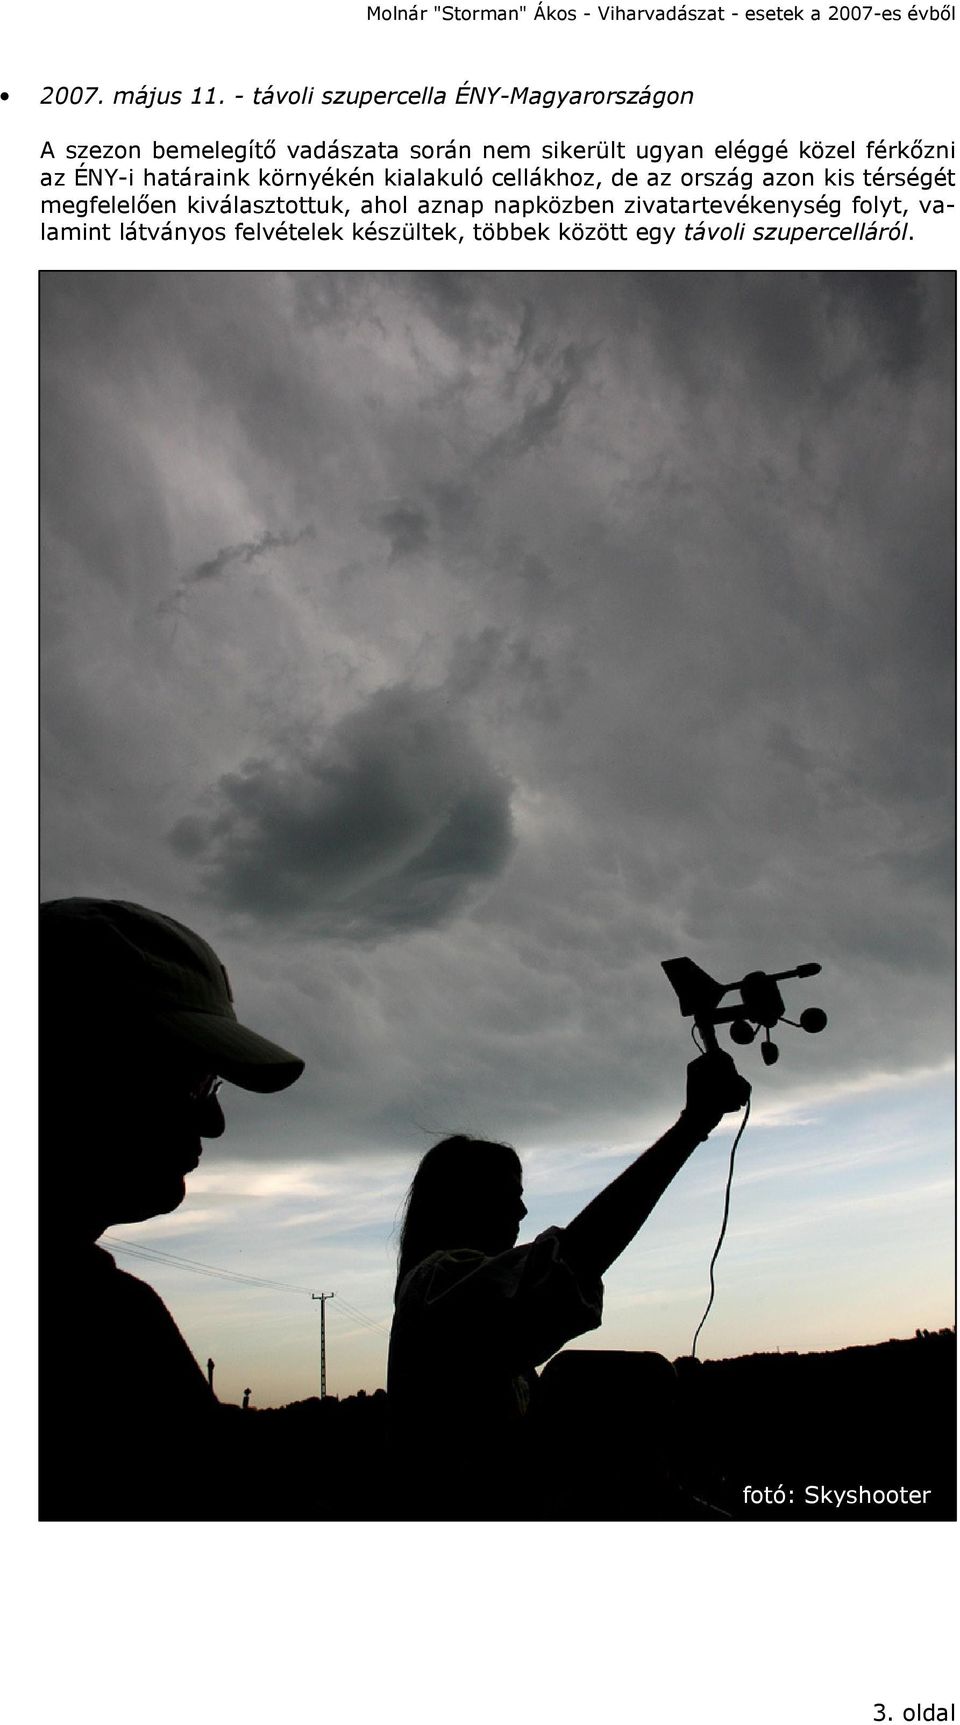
[{"left": 311, "top": 1292, "right": 335, "bottom": 1398}]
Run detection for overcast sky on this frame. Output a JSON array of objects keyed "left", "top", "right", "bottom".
[{"left": 41, "top": 272, "right": 954, "bottom": 1401}]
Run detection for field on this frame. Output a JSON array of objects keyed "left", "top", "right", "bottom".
[{"left": 227, "top": 1328, "right": 955, "bottom": 1521}]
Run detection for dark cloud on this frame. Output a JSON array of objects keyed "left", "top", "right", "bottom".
[
  {"left": 190, "top": 525, "right": 316, "bottom": 584},
  {"left": 825, "top": 272, "right": 935, "bottom": 377},
  {"left": 158, "top": 525, "right": 317, "bottom": 613},
  {"left": 368, "top": 500, "right": 430, "bottom": 562},
  {"left": 169, "top": 685, "right": 515, "bottom": 937},
  {"left": 483, "top": 339, "right": 593, "bottom": 462},
  {"left": 425, "top": 479, "right": 479, "bottom": 534}
]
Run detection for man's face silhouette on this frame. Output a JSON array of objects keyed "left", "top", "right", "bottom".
[
  {"left": 45, "top": 1037, "right": 228, "bottom": 1238},
  {"left": 101, "top": 1065, "right": 226, "bottom": 1223}
]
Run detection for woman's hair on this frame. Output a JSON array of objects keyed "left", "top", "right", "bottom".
[{"left": 395, "top": 1135, "right": 521, "bottom": 1294}]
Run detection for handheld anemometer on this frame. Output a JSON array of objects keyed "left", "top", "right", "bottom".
[{"left": 660, "top": 956, "right": 829, "bottom": 1355}]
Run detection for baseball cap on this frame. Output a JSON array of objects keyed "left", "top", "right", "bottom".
[{"left": 40, "top": 898, "right": 305, "bottom": 1093}]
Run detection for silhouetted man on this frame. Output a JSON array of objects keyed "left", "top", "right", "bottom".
[{"left": 40, "top": 898, "right": 305, "bottom": 1519}]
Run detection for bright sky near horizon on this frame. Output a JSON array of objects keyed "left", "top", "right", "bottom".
[{"left": 41, "top": 271, "right": 955, "bottom": 1405}]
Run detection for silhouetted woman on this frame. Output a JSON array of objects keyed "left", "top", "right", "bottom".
[{"left": 388, "top": 1049, "right": 748, "bottom": 1515}]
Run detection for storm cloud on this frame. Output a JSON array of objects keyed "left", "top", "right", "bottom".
[{"left": 168, "top": 683, "right": 514, "bottom": 935}]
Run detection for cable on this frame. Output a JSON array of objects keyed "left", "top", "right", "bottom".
[
  {"left": 107, "top": 1241, "right": 314, "bottom": 1296},
  {"left": 335, "top": 1296, "right": 386, "bottom": 1326},
  {"left": 330, "top": 1297, "right": 384, "bottom": 1324},
  {"left": 690, "top": 1094, "right": 751, "bottom": 1359},
  {"left": 104, "top": 1234, "right": 390, "bottom": 1330},
  {"left": 104, "top": 1235, "right": 323, "bottom": 1299},
  {"left": 331, "top": 1297, "right": 389, "bottom": 1335},
  {"left": 107, "top": 1246, "right": 244, "bottom": 1287}
]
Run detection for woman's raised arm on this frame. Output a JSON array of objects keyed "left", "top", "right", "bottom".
[{"left": 561, "top": 1050, "right": 750, "bottom": 1280}]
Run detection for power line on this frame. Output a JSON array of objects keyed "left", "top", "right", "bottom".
[
  {"left": 105, "top": 1240, "right": 254, "bottom": 1285},
  {"left": 103, "top": 1235, "right": 323, "bottom": 1298},
  {"left": 103, "top": 1234, "right": 391, "bottom": 1331},
  {"left": 332, "top": 1297, "right": 390, "bottom": 1335},
  {"left": 106, "top": 1239, "right": 318, "bottom": 1296},
  {"left": 333, "top": 1301, "right": 389, "bottom": 1334}
]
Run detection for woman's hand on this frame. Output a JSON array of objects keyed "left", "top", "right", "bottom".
[
  {"left": 683, "top": 1050, "right": 752, "bottom": 1138},
  {"left": 562, "top": 1049, "right": 751, "bottom": 1277}
]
